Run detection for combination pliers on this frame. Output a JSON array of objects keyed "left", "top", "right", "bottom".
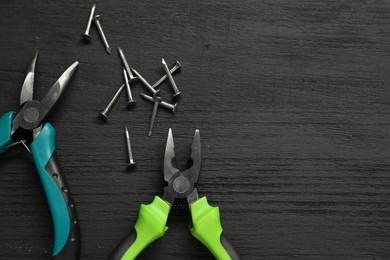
[
  {"left": 0, "top": 51, "right": 80, "bottom": 259},
  {"left": 108, "top": 128, "right": 241, "bottom": 260}
]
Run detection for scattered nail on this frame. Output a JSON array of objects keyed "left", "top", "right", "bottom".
[
  {"left": 94, "top": 15, "right": 111, "bottom": 54},
  {"left": 82, "top": 4, "right": 96, "bottom": 40},
  {"left": 148, "top": 96, "right": 162, "bottom": 136},
  {"left": 131, "top": 68, "right": 159, "bottom": 96},
  {"left": 99, "top": 84, "right": 125, "bottom": 119},
  {"left": 118, "top": 47, "right": 136, "bottom": 82},
  {"left": 140, "top": 93, "right": 176, "bottom": 113},
  {"left": 152, "top": 60, "right": 181, "bottom": 89},
  {"left": 125, "top": 127, "right": 136, "bottom": 168},
  {"left": 162, "top": 58, "right": 181, "bottom": 97},
  {"left": 123, "top": 69, "right": 136, "bottom": 106}
]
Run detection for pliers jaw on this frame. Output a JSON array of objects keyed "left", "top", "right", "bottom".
[
  {"left": 11, "top": 56, "right": 79, "bottom": 139},
  {"left": 1, "top": 51, "right": 79, "bottom": 153},
  {"left": 20, "top": 50, "right": 38, "bottom": 106},
  {"left": 162, "top": 128, "right": 201, "bottom": 206}
]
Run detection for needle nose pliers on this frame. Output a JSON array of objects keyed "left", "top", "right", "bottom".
[
  {"left": 108, "top": 128, "right": 241, "bottom": 260},
  {"left": 0, "top": 51, "right": 80, "bottom": 260}
]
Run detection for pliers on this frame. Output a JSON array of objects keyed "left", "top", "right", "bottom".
[
  {"left": 0, "top": 51, "right": 80, "bottom": 260},
  {"left": 108, "top": 128, "right": 241, "bottom": 260}
]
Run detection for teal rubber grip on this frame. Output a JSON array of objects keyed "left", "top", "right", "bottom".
[
  {"left": 0, "top": 111, "right": 16, "bottom": 154},
  {"left": 30, "top": 123, "right": 77, "bottom": 258}
]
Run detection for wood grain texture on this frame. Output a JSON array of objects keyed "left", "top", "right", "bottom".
[{"left": 0, "top": 0, "right": 389, "bottom": 259}]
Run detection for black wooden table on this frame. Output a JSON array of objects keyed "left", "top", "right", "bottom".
[{"left": 0, "top": 1, "right": 389, "bottom": 259}]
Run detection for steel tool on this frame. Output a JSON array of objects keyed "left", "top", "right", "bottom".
[
  {"left": 108, "top": 129, "right": 241, "bottom": 260},
  {"left": 0, "top": 51, "right": 80, "bottom": 260}
]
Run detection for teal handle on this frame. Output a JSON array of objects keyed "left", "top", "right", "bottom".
[
  {"left": 0, "top": 111, "right": 16, "bottom": 154},
  {"left": 30, "top": 123, "right": 80, "bottom": 259}
]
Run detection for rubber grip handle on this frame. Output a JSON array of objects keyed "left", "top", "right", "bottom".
[
  {"left": 107, "top": 228, "right": 137, "bottom": 260},
  {"left": 220, "top": 234, "right": 241, "bottom": 260},
  {"left": 0, "top": 111, "right": 16, "bottom": 154},
  {"left": 107, "top": 196, "right": 170, "bottom": 260},
  {"left": 190, "top": 197, "right": 241, "bottom": 260},
  {"left": 30, "top": 123, "right": 80, "bottom": 259}
]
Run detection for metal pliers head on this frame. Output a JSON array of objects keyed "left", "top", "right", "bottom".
[
  {"left": 108, "top": 128, "right": 242, "bottom": 260},
  {"left": 12, "top": 51, "right": 79, "bottom": 137},
  {"left": 163, "top": 128, "right": 201, "bottom": 206},
  {"left": 0, "top": 50, "right": 79, "bottom": 153}
]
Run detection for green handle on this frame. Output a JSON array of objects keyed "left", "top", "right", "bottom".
[
  {"left": 108, "top": 196, "right": 170, "bottom": 260},
  {"left": 190, "top": 197, "right": 241, "bottom": 260}
]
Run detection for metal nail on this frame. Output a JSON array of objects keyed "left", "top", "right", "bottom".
[
  {"left": 123, "top": 69, "right": 136, "bottom": 106},
  {"left": 131, "top": 68, "right": 159, "bottom": 96},
  {"left": 118, "top": 47, "right": 136, "bottom": 82},
  {"left": 139, "top": 93, "right": 176, "bottom": 113},
  {"left": 94, "top": 15, "right": 111, "bottom": 54},
  {"left": 125, "top": 127, "right": 136, "bottom": 168},
  {"left": 162, "top": 58, "right": 181, "bottom": 97},
  {"left": 82, "top": 4, "right": 96, "bottom": 40},
  {"left": 148, "top": 96, "right": 162, "bottom": 137},
  {"left": 99, "top": 84, "right": 125, "bottom": 119},
  {"left": 152, "top": 60, "right": 181, "bottom": 89}
]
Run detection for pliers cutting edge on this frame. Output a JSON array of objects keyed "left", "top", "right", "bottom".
[
  {"left": 0, "top": 51, "right": 80, "bottom": 259},
  {"left": 108, "top": 128, "right": 241, "bottom": 260}
]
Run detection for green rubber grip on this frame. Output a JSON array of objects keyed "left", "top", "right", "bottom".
[
  {"left": 109, "top": 196, "right": 170, "bottom": 260},
  {"left": 190, "top": 197, "right": 240, "bottom": 260}
]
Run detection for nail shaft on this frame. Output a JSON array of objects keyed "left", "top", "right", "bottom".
[
  {"left": 152, "top": 60, "right": 181, "bottom": 89},
  {"left": 125, "top": 127, "right": 136, "bottom": 167},
  {"left": 148, "top": 97, "right": 162, "bottom": 136},
  {"left": 94, "top": 15, "right": 111, "bottom": 54},
  {"left": 162, "top": 58, "right": 181, "bottom": 97},
  {"left": 118, "top": 47, "right": 135, "bottom": 81},
  {"left": 140, "top": 93, "right": 176, "bottom": 113},
  {"left": 131, "top": 68, "right": 159, "bottom": 96},
  {"left": 99, "top": 84, "right": 125, "bottom": 119},
  {"left": 123, "top": 69, "right": 136, "bottom": 105},
  {"left": 83, "top": 4, "right": 96, "bottom": 39}
]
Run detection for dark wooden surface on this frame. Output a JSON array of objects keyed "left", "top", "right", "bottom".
[{"left": 0, "top": 1, "right": 389, "bottom": 259}]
